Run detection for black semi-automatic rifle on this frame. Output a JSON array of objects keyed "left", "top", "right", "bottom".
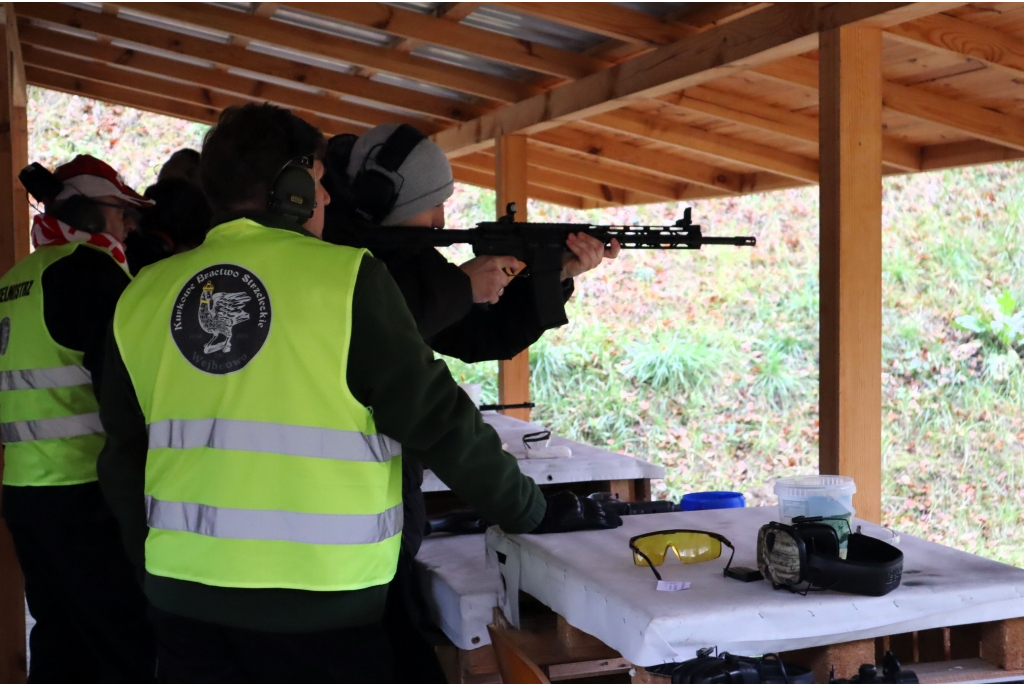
[{"left": 330, "top": 203, "right": 756, "bottom": 329}]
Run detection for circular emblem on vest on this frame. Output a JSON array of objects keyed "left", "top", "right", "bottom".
[
  {"left": 170, "top": 264, "right": 271, "bottom": 375},
  {"left": 0, "top": 317, "right": 9, "bottom": 356}
]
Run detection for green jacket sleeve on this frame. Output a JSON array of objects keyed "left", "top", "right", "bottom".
[
  {"left": 346, "top": 255, "right": 546, "bottom": 534},
  {"left": 96, "top": 322, "right": 150, "bottom": 575}
]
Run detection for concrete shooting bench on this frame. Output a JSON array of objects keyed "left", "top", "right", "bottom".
[
  {"left": 464, "top": 506, "right": 1024, "bottom": 684},
  {"left": 416, "top": 411, "right": 664, "bottom": 682}
]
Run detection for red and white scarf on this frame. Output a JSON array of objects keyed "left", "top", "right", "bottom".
[{"left": 30, "top": 214, "right": 129, "bottom": 273}]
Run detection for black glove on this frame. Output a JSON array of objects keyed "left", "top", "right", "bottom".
[{"left": 530, "top": 491, "right": 623, "bottom": 534}]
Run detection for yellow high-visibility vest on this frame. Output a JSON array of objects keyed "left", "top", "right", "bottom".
[
  {"left": 0, "top": 243, "right": 114, "bottom": 486},
  {"left": 115, "top": 218, "right": 402, "bottom": 592}
]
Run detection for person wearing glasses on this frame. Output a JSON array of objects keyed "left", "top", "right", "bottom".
[{"left": 0, "top": 154, "right": 156, "bottom": 681}]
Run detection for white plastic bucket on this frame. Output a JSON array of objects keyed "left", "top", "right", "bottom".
[{"left": 774, "top": 475, "right": 856, "bottom": 524}]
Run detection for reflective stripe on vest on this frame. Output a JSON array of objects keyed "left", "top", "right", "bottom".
[
  {"left": 1, "top": 413, "right": 103, "bottom": 443},
  {"left": 148, "top": 418, "right": 401, "bottom": 463},
  {"left": 146, "top": 496, "right": 403, "bottom": 545},
  {"left": 0, "top": 365, "right": 92, "bottom": 391}
]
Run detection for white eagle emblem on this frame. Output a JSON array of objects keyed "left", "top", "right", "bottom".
[{"left": 198, "top": 280, "right": 250, "bottom": 354}]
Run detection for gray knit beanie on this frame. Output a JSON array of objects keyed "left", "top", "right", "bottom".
[{"left": 346, "top": 123, "right": 454, "bottom": 226}]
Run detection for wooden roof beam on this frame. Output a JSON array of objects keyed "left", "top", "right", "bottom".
[
  {"left": 23, "top": 49, "right": 366, "bottom": 137},
  {"left": 26, "top": 65, "right": 219, "bottom": 124},
  {"left": 116, "top": 2, "right": 534, "bottom": 103},
  {"left": 526, "top": 142, "right": 707, "bottom": 201},
  {"left": 456, "top": 152, "right": 663, "bottom": 205},
  {"left": 753, "top": 53, "right": 1024, "bottom": 153},
  {"left": 590, "top": 110, "right": 820, "bottom": 182},
  {"left": 531, "top": 125, "right": 742, "bottom": 193},
  {"left": 281, "top": 3, "right": 610, "bottom": 80},
  {"left": 434, "top": 3, "right": 946, "bottom": 156},
  {"left": 450, "top": 164, "right": 612, "bottom": 210},
  {"left": 920, "top": 139, "right": 1024, "bottom": 170},
  {"left": 15, "top": 3, "right": 485, "bottom": 122},
  {"left": 661, "top": 86, "right": 921, "bottom": 171},
  {"left": 886, "top": 13, "right": 1024, "bottom": 81},
  {"left": 18, "top": 28, "right": 431, "bottom": 131}
]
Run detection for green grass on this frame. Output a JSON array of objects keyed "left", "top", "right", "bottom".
[{"left": 28, "top": 86, "right": 1024, "bottom": 567}]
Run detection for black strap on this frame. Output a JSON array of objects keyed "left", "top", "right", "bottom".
[
  {"left": 806, "top": 533, "right": 903, "bottom": 597},
  {"left": 374, "top": 124, "right": 426, "bottom": 172}
]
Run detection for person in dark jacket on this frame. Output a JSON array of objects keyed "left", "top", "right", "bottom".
[
  {"left": 125, "top": 177, "right": 213, "bottom": 275},
  {"left": 0, "top": 155, "right": 156, "bottom": 682},
  {"left": 97, "top": 103, "right": 619, "bottom": 684},
  {"left": 323, "top": 124, "right": 621, "bottom": 682}
]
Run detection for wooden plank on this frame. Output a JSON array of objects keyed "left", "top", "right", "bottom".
[
  {"left": 18, "top": 29, "right": 427, "bottom": 131},
  {"left": 980, "top": 617, "right": 1024, "bottom": 670},
  {"left": 116, "top": 3, "right": 533, "bottom": 103},
  {"left": 882, "top": 80, "right": 1024, "bottom": 151},
  {"left": 495, "top": 136, "right": 530, "bottom": 422},
  {"left": 590, "top": 110, "right": 820, "bottom": 182},
  {"left": 282, "top": 3, "right": 609, "bottom": 80},
  {"left": 23, "top": 56, "right": 363, "bottom": 138},
  {"left": 450, "top": 165, "right": 603, "bottom": 210},
  {"left": 607, "top": 480, "right": 636, "bottom": 502},
  {"left": 913, "top": 657, "right": 1024, "bottom": 684},
  {"left": 782, "top": 638, "right": 876, "bottom": 683},
  {"left": 26, "top": 66, "right": 221, "bottom": 124},
  {"left": 818, "top": 25, "right": 884, "bottom": 524},
  {"left": 886, "top": 12, "right": 1024, "bottom": 78},
  {"left": 920, "top": 139, "right": 1024, "bottom": 169},
  {"left": 434, "top": 4, "right": 926, "bottom": 155},
  {"left": 0, "top": 5, "right": 27, "bottom": 683},
  {"left": 527, "top": 143, "right": 680, "bottom": 200},
  {"left": 663, "top": 85, "right": 921, "bottom": 171},
  {"left": 533, "top": 126, "right": 743, "bottom": 193},
  {"left": 15, "top": 4, "right": 484, "bottom": 122}
]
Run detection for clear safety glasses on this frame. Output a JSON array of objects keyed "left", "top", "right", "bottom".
[{"left": 629, "top": 529, "right": 736, "bottom": 581}]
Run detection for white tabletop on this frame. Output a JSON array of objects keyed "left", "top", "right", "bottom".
[
  {"left": 486, "top": 506, "right": 1024, "bottom": 666},
  {"left": 421, "top": 412, "right": 664, "bottom": 492},
  {"left": 417, "top": 534, "right": 495, "bottom": 651}
]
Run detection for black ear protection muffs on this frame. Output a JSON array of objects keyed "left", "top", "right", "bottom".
[
  {"left": 757, "top": 519, "right": 903, "bottom": 596},
  {"left": 350, "top": 124, "right": 426, "bottom": 224},
  {"left": 268, "top": 155, "right": 316, "bottom": 223},
  {"left": 19, "top": 162, "right": 106, "bottom": 234}
]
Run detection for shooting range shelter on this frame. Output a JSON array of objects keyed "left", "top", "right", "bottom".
[{"left": 1, "top": 1, "right": 1023, "bottom": 680}]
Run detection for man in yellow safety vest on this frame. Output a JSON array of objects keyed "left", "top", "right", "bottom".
[{"left": 98, "top": 103, "right": 619, "bottom": 683}]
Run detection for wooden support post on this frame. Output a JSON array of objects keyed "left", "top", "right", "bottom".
[
  {"left": 818, "top": 26, "right": 883, "bottom": 524},
  {"left": 0, "top": 5, "right": 28, "bottom": 683},
  {"left": 495, "top": 134, "right": 531, "bottom": 422}
]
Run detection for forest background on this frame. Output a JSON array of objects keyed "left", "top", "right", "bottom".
[{"left": 28, "top": 87, "right": 1024, "bottom": 566}]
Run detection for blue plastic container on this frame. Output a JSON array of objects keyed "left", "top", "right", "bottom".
[{"left": 680, "top": 491, "right": 745, "bottom": 511}]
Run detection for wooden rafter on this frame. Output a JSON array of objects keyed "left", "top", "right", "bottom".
[
  {"left": 456, "top": 151, "right": 662, "bottom": 206},
  {"left": 886, "top": 13, "right": 1024, "bottom": 82},
  {"left": 22, "top": 47, "right": 366, "bottom": 137},
  {"left": 754, "top": 52, "right": 1024, "bottom": 153},
  {"left": 281, "top": 3, "right": 609, "bottom": 80},
  {"left": 433, "top": 3, "right": 945, "bottom": 156},
  {"left": 18, "top": 31, "right": 428, "bottom": 131},
  {"left": 449, "top": 164, "right": 608, "bottom": 210},
  {"left": 26, "top": 65, "right": 220, "bottom": 124},
  {"left": 115, "top": 3, "right": 535, "bottom": 103},
  {"left": 526, "top": 142, "right": 707, "bottom": 202},
  {"left": 531, "top": 125, "right": 743, "bottom": 194},
  {"left": 589, "top": 110, "right": 820, "bottom": 182},
  {"left": 16, "top": 3, "right": 485, "bottom": 122},
  {"left": 660, "top": 85, "right": 922, "bottom": 171}
]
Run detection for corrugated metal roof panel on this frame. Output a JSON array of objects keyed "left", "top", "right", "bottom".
[
  {"left": 271, "top": 7, "right": 395, "bottom": 47},
  {"left": 246, "top": 41, "right": 356, "bottom": 74},
  {"left": 410, "top": 43, "right": 533, "bottom": 80},
  {"left": 460, "top": 5, "right": 608, "bottom": 53},
  {"left": 369, "top": 72, "right": 475, "bottom": 102},
  {"left": 116, "top": 7, "right": 233, "bottom": 44},
  {"left": 616, "top": 3, "right": 690, "bottom": 18}
]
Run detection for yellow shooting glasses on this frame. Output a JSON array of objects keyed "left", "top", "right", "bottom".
[{"left": 629, "top": 529, "right": 736, "bottom": 581}]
